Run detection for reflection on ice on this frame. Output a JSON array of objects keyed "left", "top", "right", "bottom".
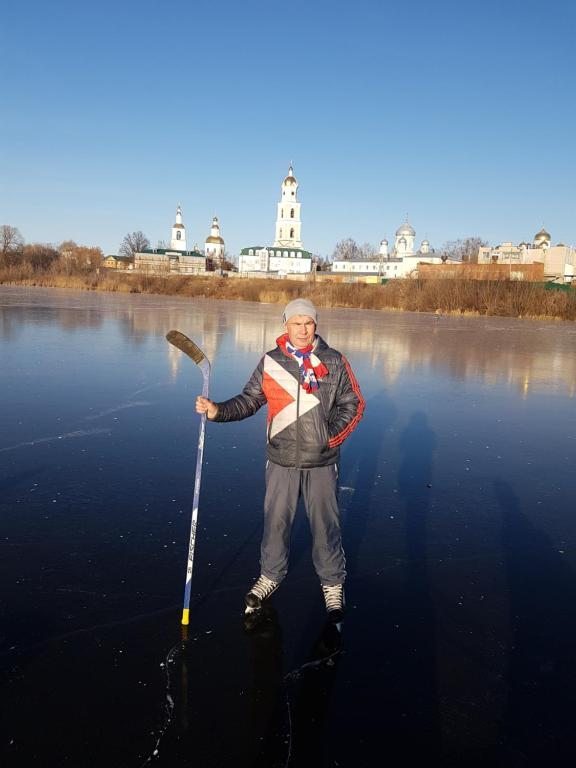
[{"left": 3, "top": 288, "right": 574, "bottom": 396}]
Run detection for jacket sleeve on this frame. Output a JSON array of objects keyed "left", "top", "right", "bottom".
[
  {"left": 327, "top": 355, "right": 365, "bottom": 447},
  {"left": 212, "top": 358, "right": 267, "bottom": 422}
]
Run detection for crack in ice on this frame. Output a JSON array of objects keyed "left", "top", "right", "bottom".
[{"left": 0, "top": 428, "right": 111, "bottom": 453}]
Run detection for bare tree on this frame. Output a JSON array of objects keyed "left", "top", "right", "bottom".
[
  {"left": 58, "top": 240, "right": 103, "bottom": 272},
  {"left": 462, "top": 237, "right": 488, "bottom": 263},
  {"left": 59, "top": 240, "right": 78, "bottom": 256},
  {"left": 119, "top": 231, "right": 150, "bottom": 259},
  {"left": 219, "top": 249, "right": 236, "bottom": 272},
  {"left": 331, "top": 238, "right": 362, "bottom": 261},
  {"left": 442, "top": 237, "right": 487, "bottom": 263},
  {"left": 313, "top": 254, "right": 330, "bottom": 271},
  {"left": 331, "top": 238, "right": 377, "bottom": 261},
  {"left": 358, "top": 242, "right": 378, "bottom": 259},
  {"left": 1, "top": 225, "right": 24, "bottom": 256},
  {"left": 22, "top": 244, "right": 60, "bottom": 270}
]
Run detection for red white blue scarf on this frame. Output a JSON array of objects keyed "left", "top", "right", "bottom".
[{"left": 277, "top": 334, "right": 329, "bottom": 393}]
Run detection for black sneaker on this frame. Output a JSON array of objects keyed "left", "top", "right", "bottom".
[
  {"left": 322, "top": 583, "right": 345, "bottom": 624},
  {"left": 245, "top": 575, "right": 280, "bottom": 613}
]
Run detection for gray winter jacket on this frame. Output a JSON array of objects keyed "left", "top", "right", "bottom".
[{"left": 212, "top": 335, "right": 364, "bottom": 468}]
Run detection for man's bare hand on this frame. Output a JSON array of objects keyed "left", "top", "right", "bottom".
[{"left": 196, "top": 396, "right": 218, "bottom": 420}]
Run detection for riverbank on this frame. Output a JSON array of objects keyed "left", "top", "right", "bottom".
[{"left": 1, "top": 268, "right": 575, "bottom": 320}]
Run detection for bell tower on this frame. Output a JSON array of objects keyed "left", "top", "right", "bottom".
[
  {"left": 274, "top": 165, "right": 303, "bottom": 248},
  {"left": 170, "top": 205, "right": 187, "bottom": 251}
]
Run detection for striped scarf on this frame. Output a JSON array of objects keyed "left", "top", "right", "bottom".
[{"left": 277, "top": 334, "right": 329, "bottom": 393}]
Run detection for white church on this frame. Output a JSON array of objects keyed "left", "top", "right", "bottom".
[
  {"left": 331, "top": 220, "right": 442, "bottom": 278},
  {"left": 204, "top": 216, "right": 225, "bottom": 263},
  {"left": 134, "top": 207, "right": 227, "bottom": 274},
  {"left": 239, "top": 166, "right": 314, "bottom": 275}
]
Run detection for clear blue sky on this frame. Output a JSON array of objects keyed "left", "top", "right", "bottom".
[{"left": 1, "top": 0, "right": 574, "bottom": 258}]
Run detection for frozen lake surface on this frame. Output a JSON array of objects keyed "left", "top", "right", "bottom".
[{"left": 1, "top": 286, "right": 576, "bottom": 766}]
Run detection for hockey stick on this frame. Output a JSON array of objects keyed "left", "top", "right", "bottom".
[{"left": 166, "top": 330, "right": 211, "bottom": 626}]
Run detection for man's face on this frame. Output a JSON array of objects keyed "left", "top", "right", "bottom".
[{"left": 285, "top": 314, "right": 316, "bottom": 349}]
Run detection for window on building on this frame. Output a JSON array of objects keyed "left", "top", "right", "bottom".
[
  {"left": 279, "top": 229, "right": 283, "bottom": 239},
  {"left": 249, "top": 249, "right": 253, "bottom": 256},
  {"left": 290, "top": 208, "right": 294, "bottom": 218},
  {"left": 176, "top": 231, "right": 181, "bottom": 240},
  {"left": 281, "top": 209, "right": 284, "bottom": 218},
  {"left": 290, "top": 228, "right": 294, "bottom": 238}
]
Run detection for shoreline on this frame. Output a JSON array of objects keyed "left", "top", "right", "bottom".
[{"left": 0, "top": 271, "right": 574, "bottom": 322}]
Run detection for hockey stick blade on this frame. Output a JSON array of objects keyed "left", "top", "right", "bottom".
[{"left": 166, "top": 330, "right": 206, "bottom": 366}]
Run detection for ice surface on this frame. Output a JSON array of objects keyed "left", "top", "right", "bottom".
[{"left": 2, "top": 287, "right": 576, "bottom": 766}]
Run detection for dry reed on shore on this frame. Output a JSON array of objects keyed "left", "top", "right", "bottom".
[{"left": 1, "top": 267, "right": 574, "bottom": 321}]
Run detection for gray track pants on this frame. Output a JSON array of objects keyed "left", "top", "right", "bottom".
[{"left": 260, "top": 461, "right": 346, "bottom": 586}]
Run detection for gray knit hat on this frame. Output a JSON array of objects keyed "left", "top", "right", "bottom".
[{"left": 283, "top": 298, "right": 318, "bottom": 324}]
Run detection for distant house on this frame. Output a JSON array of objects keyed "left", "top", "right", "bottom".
[
  {"left": 134, "top": 248, "right": 206, "bottom": 275},
  {"left": 103, "top": 255, "right": 133, "bottom": 270}
]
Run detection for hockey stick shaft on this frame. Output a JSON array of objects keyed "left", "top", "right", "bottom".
[{"left": 166, "top": 331, "right": 211, "bottom": 626}]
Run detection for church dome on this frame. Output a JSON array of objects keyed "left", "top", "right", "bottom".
[
  {"left": 396, "top": 221, "right": 415, "bottom": 237},
  {"left": 283, "top": 164, "right": 297, "bottom": 185},
  {"left": 534, "top": 227, "right": 551, "bottom": 243},
  {"left": 206, "top": 235, "right": 224, "bottom": 244}
]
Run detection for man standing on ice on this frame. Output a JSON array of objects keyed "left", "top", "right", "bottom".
[{"left": 196, "top": 298, "right": 364, "bottom": 623}]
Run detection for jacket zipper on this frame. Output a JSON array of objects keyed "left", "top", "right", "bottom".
[{"left": 295, "top": 362, "right": 301, "bottom": 468}]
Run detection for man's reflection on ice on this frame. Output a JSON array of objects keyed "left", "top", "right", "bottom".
[{"left": 244, "top": 606, "right": 342, "bottom": 767}]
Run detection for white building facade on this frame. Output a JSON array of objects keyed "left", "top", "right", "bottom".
[
  {"left": 478, "top": 228, "right": 575, "bottom": 282},
  {"left": 332, "top": 220, "right": 441, "bottom": 278},
  {"left": 134, "top": 205, "right": 206, "bottom": 275},
  {"left": 239, "top": 246, "right": 313, "bottom": 275}
]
